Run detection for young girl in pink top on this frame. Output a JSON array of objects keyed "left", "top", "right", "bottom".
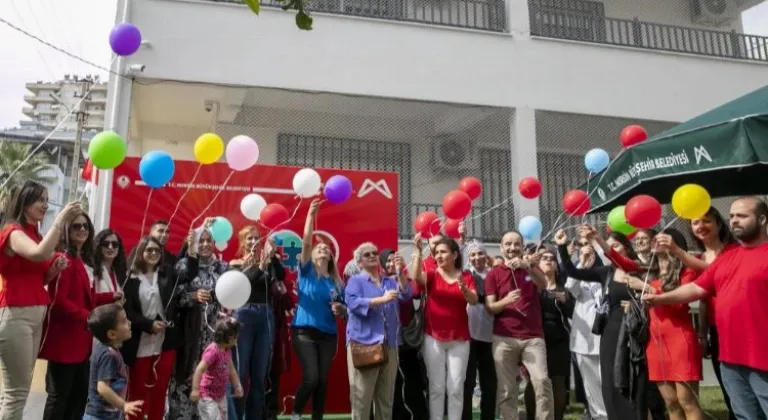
[{"left": 191, "top": 319, "right": 243, "bottom": 420}]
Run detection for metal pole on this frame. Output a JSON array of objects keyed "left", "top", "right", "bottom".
[{"left": 68, "top": 78, "right": 90, "bottom": 202}]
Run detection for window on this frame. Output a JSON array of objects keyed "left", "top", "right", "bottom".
[
  {"left": 478, "top": 148, "right": 514, "bottom": 241},
  {"left": 529, "top": 0, "right": 606, "bottom": 42},
  {"left": 276, "top": 133, "right": 412, "bottom": 234}
]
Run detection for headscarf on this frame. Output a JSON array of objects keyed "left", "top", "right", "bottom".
[
  {"left": 379, "top": 248, "right": 395, "bottom": 275},
  {"left": 466, "top": 240, "right": 486, "bottom": 255}
]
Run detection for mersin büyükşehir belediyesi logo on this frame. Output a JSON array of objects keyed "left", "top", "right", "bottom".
[{"left": 270, "top": 229, "right": 340, "bottom": 272}]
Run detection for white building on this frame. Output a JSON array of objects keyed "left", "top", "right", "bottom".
[
  {"left": 22, "top": 75, "right": 108, "bottom": 132},
  {"left": 93, "top": 0, "right": 768, "bottom": 248}
]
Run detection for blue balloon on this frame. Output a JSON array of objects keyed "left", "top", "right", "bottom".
[
  {"left": 139, "top": 151, "right": 175, "bottom": 188},
  {"left": 584, "top": 148, "right": 610, "bottom": 173},
  {"left": 518, "top": 215, "right": 543, "bottom": 241},
  {"left": 208, "top": 217, "right": 233, "bottom": 243}
]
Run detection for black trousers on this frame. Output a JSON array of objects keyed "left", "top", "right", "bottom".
[
  {"left": 462, "top": 340, "right": 496, "bottom": 420},
  {"left": 391, "top": 347, "right": 429, "bottom": 420},
  {"left": 291, "top": 327, "right": 336, "bottom": 420},
  {"left": 42, "top": 360, "right": 90, "bottom": 420}
]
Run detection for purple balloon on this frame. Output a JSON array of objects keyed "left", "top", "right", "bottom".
[
  {"left": 323, "top": 175, "right": 353, "bottom": 204},
  {"left": 109, "top": 23, "right": 142, "bottom": 57}
]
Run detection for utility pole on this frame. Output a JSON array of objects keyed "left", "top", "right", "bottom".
[{"left": 67, "top": 77, "right": 91, "bottom": 202}]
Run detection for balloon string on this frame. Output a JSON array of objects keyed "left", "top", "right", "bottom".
[
  {"left": 126, "top": 189, "right": 155, "bottom": 274},
  {"left": 168, "top": 163, "right": 203, "bottom": 227},
  {"left": 189, "top": 170, "right": 235, "bottom": 230}
]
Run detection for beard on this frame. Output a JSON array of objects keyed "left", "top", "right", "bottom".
[{"left": 733, "top": 222, "right": 761, "bottom": 242}]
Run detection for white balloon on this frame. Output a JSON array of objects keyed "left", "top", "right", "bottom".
[
  {"left": 215, "top": 271, "right": 251, "bottom": 310},
  {"left": 240, "top": 193, "right": 267, "bottom": 221},
  {"left": 215, "top": 241, "right": 227, "bottom": 251},
  {"left": 292, "top": 168, "right": 322, "bottom": 198}
]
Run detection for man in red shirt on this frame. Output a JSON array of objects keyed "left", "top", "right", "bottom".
[
  {"left": 484, "top": 231, "right": 553, "bottom": 420},
  {"left": 645, "top": 196, "right": 768, "bottom": 419}
]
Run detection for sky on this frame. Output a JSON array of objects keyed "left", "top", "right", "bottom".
[{"left": 0, "top": 0, "right": 767, "bottom": 130}]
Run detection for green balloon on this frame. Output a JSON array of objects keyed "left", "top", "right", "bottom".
[
  {"left": 607, "top": 206, "right": 636, "bottom": 235},
  {"left": 88, "top": 131, "right": 127, "bottom": 170}
]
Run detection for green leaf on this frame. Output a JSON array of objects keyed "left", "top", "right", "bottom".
[
  {"left": 296, "top": 10, "right": 313, "bottom": 30},
  {"left": 244, "top": 0, "right": 260, "bottom": 15}
]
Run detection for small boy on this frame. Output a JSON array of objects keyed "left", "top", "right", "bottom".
[
  {"left": 84, "top": 303, "right": 143, "bottom": 420},
  {"left": 191, "top": 318, "right": 243, "bottom": 420}
]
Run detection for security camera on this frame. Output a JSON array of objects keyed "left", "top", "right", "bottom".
[
  {"left": 127, "top": 64, "right": 146, "bottom": 74},
  {"left": 204, "top": 100, "right": 217, "bottom": 113}
]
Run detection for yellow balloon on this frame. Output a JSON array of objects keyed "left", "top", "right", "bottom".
[
  {"left": 671, "top": 184, "right": 711, "bottom": 220},
  {"left": 194, "top": 133, "right": 224, "bottom": 165}
]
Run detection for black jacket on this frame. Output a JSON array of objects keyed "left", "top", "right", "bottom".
[{"left": 120, "top": 270, "right": 183, "bottom": 366}]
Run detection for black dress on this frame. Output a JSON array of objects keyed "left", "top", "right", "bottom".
[{"left": 556, "top": 245, "right": 665, "bottom": 420}]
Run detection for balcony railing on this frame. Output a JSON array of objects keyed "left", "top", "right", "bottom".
[
  {"left": 529, "top": 0, "right": 768, "bottom": 62},
  {"left": 205, "top": 0, "right": 506, "bottom": 32}
]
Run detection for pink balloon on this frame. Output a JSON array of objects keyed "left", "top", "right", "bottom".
[{"left": 226, "top": 135, "right": 260, "bottom": 171}]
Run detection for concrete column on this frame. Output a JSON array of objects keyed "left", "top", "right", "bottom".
[
  {"left": 510, "top": 107, "right": 539, "bottom": 224},
  {"left": 507, "top": 0, "right": 532, "bottom": 35}
]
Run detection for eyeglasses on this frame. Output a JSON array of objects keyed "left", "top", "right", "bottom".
[
  {"left": 144, "top": 248, "right": 161, "bottom": 256},
  {"left": 101, "top": 240, "right": 119, "bottom": 249},
  {"left": 362, "top": 251, "right": 379, "bottom": 258},
  {"left": 70, "top": 223, "right": 88, "bottom": 231}
]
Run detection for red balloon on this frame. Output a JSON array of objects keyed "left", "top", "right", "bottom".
[
  {"left": 620, "top": 125, "right": 648, "bottom": 148},
  {"left": 624, "top": 195, "right": 662, "bottom": 229},
  {"left": 458, "top": 177, "right": 482, "bottom": 201},
  {"left": 414, "top": 211, "right": 441, "bottom": 237},
  {"left": 519, "top": 177, "right": 542, "bottom": 199},
  {"left": 442, "top": 190, "right": 472, "bottom": 220},
  {"left": 563, "top": 190, "right": 590, "bottom": 216},
  {"left": 443, "top": 218, "right": 462, "bottom": 239},
  {"left": 260, "top": 203, "right": 290, "bottom": 230}
]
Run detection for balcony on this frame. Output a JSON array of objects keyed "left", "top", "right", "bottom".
[
  {"left": 204, "top": 0, "right": 506, "bottom": 32},
  {"left": 529, "top": 0, "right": 768, "bottom": 62}
]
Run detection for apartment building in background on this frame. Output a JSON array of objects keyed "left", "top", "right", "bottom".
[
  {"left": 96, "top": 0, "right": 767, "bottom": 246},
  {"left": 22, "top": 74, "right": 107, "bottom": 131}
]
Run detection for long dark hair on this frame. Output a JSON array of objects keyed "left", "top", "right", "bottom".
[
  {"left": 607, "top": 231, "right": 639, "bottom": 261},
  {"left": 434, "top": 237, "right": 463, "bottom": 270},
  {"left": 93, "top": 229, "right": 127, "bottom": 287},
  {"left": 58, "top": 212, "right": 95, "bottom": 266},
  {"left": 0, "top": 180, "right": 47, "bottom": 227},
  {"left": 654, "top": 228, "right": 688, "bottom": 292},
  {"left": 130, "top": 236, "right": 165, "bottom": 275},
  {"left": 689, "top": 207, "right": 736, "bottom": 252}
]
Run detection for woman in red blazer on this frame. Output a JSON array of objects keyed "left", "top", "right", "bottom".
[{"left": 38, "top": 212, "right": 121, "bottom": 420}]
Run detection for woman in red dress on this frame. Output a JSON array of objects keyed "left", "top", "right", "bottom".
[
  {"left": 611, "top": 228, "right": 704, "bottom": 420},
  {"left": 0, "top": 181, "right": 80, "bottom": 420}
]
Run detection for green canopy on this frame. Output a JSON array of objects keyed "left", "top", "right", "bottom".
[{"left": 581, "top": 85, "right": 768, "bottom": 213}]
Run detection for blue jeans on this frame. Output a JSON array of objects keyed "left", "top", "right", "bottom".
[
  {"left": 720, "top": 362, "right": 768, "bottom": 420},
  {"left": 227, "top": 303, "right": 275, "bottom": 420}
]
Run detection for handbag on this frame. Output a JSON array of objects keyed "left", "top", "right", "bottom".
[
  {"left": 350, "top": 287, "right": 391, "bottom": 369},
  {"left": 400, "top": 287, "right": 426, "bottom": 350},
  {"left": 591, "top": 271, "right": 610, "bottom": 335}
]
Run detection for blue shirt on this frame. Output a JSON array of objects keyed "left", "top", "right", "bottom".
[
  {"left": 292, "top": 260, "right": 343, "bottom": 335},
  {"left": 345, "top": 272, "right": 412, "bottom": 348},
  {"left": 85, "top": 342, "right": 128, "bottom": 420}
]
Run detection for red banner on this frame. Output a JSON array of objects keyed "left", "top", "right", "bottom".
[{"left": 109, "top": 157, "right": 399, "bottom": 413}]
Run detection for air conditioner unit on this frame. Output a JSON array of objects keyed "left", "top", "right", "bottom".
[
  {"left": 691, "top": 0, "right": 736, "bottom": 27},
  {"left": 431, "top": 136, "right": 478, "bottom": 172}
]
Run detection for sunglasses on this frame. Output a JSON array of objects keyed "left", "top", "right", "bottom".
[
  {"left": 144, "top": 248, "right": 162, "bottom": 256},
  {"left": 540, "top": 255, "right": 556, "bottom": 262},
  {"left": 362, "top": 250, "right": 379, "bottom": 258},
  {"left": 101, "top": 240, "right": 120, "bottom": 249},
  {"left": 70, "top": 223, "right": 88, "bottom": 231},
  {"left": 577, "top": 241, "right": 590, "bottom": 246}
]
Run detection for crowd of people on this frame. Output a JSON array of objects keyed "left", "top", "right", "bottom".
[{"left": 0, "top": 178, "right": 766, "bottom": 420}]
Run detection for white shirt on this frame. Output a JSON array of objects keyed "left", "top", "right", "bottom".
[
  {"left": 467, "top": 268, "right": 493, "bottom": 343},
  {"left": 85, "top": 265, "right": 122, "bottom": 293},
  {"left": 564, "top": 262, "right": 603, "bottom": 356},
  {"left": 136, "top": 272, "right": 165, "bottom": 358}
]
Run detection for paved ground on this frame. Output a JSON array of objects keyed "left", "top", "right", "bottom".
[{"left": 7, "top": 359, "right": 720, "bottom": 419}]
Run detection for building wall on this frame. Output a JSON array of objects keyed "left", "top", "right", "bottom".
[{"left": 126, "top": 0, "right": 767, "bottom": 124}]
